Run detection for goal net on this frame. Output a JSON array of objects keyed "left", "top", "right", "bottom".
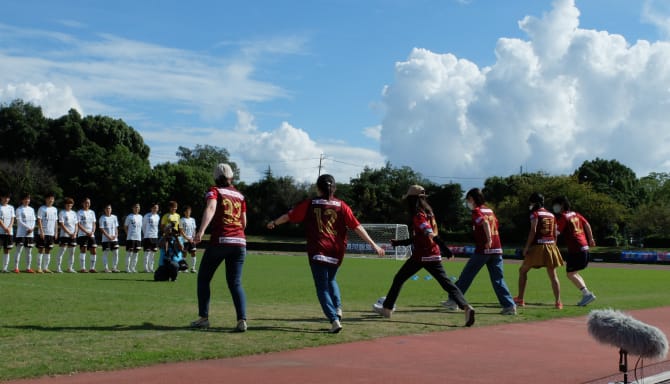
[{"left": 346, "top": 223, "right": 411, "bottom": 260}]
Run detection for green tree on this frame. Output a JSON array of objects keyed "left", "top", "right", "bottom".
[
  {"left": 575, "top": 158, "right": 642, "bottom": 208},
  {"left": 0, "top": 100, "right": 47, "bottom": 159}
]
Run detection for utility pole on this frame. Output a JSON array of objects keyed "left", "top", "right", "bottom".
[{"left": 318, "top": 153, "right": 324, "bottom": 176}]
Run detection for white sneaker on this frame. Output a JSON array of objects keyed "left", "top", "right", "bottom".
[
  {"left": 441, "top": 298, "right": 459, "bottom": 311},
  {"left": 329, "top": 319, "right": 342, "bottom": 333},
  {"left": 190, "top": 318, "right": 210, "bottom": 329},
  {"left": 190, "top": 268, "right": 197, "bottom": 273},
  {"left": 577, "top": 292, "right": 597, "bottom": 306},
  {"left": 500, "top": 306, "right": 517, "bottom": 315},
  {"left": 67, "top": 268, "right": 77, "bottom": 273},
  {"left": 236, "top": 319, "right": 248, "bottom": 332},
  {"left": 372, "top": 303, "right": 393, "bottom": 318}
]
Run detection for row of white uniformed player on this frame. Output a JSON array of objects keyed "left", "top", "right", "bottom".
[{"left": 0, "top": 194, "right": 198, "bottom": 274}]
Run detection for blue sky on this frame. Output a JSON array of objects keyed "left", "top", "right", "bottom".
[{"left": 2, "top": 0, "right": 670, "bottom": 188}]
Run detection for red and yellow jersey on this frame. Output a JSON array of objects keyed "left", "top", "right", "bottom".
[
  {"left": 287, "top": 197, "right": 360, "bottom": 267},
  {"left": 472, "top": 205, "right": 502, "bottom": 254},
  {"left": 530, "top": 208, "right": 556, "bottom": 244},
  {"left": 556, "top": 210, "right": 590, "bottom": 253},
  {"left": 410, "top": 211, "right": 441, "bottom": 262},
  {"left": 205, "top": 186, "right": 247, "bottom": 247}
]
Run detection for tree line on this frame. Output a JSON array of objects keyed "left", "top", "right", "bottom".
[{"left": 2, "top": 99, "right": 669, "bottom": 246}]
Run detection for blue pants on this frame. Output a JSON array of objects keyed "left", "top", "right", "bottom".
[
  {"left": 453, "top": 253, "right": 515, "bottom": 308},
  {"left": 197, "top": 245, "right": 247, "bottom": 321},
  {"left": 309, "top": 262, "right": 342, "bottom": 322}
]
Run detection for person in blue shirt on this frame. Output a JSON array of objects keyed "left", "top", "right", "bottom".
[{"left": 154, "top": 224, "right": 187, "bottom": 281}]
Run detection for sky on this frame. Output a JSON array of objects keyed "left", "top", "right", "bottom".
[{"left": 2, "top": 0, "right": 670, "bottom": 189}]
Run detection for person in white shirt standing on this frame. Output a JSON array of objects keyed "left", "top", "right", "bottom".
[
  {"left": 0, "top": 191, "right": 15, "bottom": 273},
  {"left": 36, "top": 192, "right": 58, "bottom": 273},
  {"left": 99, "top": 204, "right": 120, "bottom": 273},
  {"left": 179, "top": 205, "right": 198, "bottom": 273},
  {"left": 14, "top": 193, "right": 37, "bottom": 273},
  {"left": 76, "top": 197, "right": 98, "bottom": 272},
  {"left": 142, "top": 203, "right": 160, "bottom": 273},
  {"left": 123, "top": 203, "right": 143, "bottom": 273},
  {"left": 56, "top": 197, "right": 78, "bottom": 273}
]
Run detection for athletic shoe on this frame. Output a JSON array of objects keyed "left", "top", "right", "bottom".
[
  {"left": 329, "top": 319, "right": 343, "bottom": 334},
  {"left": 441, "top": 298, "right": 459, "bottom": 311},
  {"left": 372, "top": 303, "right": 393, "bottom": 318},
  {"left": 236, "top": 319, "right": 248, "bottom": 332},
  {"left": 56, "top": 269, "right": 63, "bottom": 273},
  {"left": 43, "top": 269, "right": 53, "bottom": 273},
  {"left": 67, "top": 268, "right": 77, "bottom": 273},
  {"left": 190, "top": 268, "right": 197, "bottom": 273},
  {"left": 104, "top": 268, "right": 111, "bottom": 273},
  {"left": 25, "top": 269, "right": 36, "bottom": 273},
  {"left": 79, "top": 269, "right": 88, "bottom": 273},
  {"left": 336, "top": 307, "right": 343, "bottom": 320},
  {"left": 37, "top": 268, "right": 43, "bottom": 274},
  {"left": 500, "top": 306, "right": 517, "bottom": 315},
  {"left": 555, "top": 301, "right": 563, "bottom": 310},
  {"left": 464, "top": 306, "right": 476, "bottom": 327},
  {"left": 1, "top": 269, "right": 8, "bottom": 273},
  {"left": 190, "top": 318, "right": 210, "bottom": 329},
  {"left": 89, "top": 268, "right": 97, "bottom": 273},
  {"left": 13, "top": 268, "right": 20, "bottom": 274},
  {"left": 112, "top": 268, "right": 120, "bottom": 273},
  {"left": 577, "top": 292, "right": 597, "bottom": 307},
  {"left": 513, "top": 297, "right": 525, "bottom": 307}
]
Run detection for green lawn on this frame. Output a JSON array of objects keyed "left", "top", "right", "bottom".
[{"left": 0, "top": 252, "right": 668, "bottom": 381}]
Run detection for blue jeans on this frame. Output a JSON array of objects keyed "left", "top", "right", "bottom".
[
  {"left": 453, "top": 253, "right": 515, "bottom": 308},
  {"left": 197, "top": 245, "right": 246, "bottom": 321},
  {"left": 309, "top": 262, "right": 341, "bottom": 322}
]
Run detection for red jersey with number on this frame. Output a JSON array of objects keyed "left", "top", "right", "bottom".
[
  {"left": 287, "top": 197, "right": 360, "bottom": 267},
  {"left": 555, "top": 211, "right": 590, "bottom": 253},
  {"left": 472, "top": 205, "right": 503, "bottom": 255},
  {"left": 411, "top": 211, "right": 441, "bottom": 262},
  {"left": 205, "top": 186, "right": 247, "bottom": 247},
  {"left": 530, "top": 208, "right": 556, "bottom": 244}
]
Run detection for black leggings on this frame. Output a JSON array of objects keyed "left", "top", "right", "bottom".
[{"left": 383, "top": 257, "right": 469, "bottom": 310}]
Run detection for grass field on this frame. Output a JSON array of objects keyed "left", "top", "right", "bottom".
[{"left": 0, "top": 252, "right": 668, "bottom": 381}]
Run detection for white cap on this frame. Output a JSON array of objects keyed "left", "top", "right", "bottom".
[{"left": 214, "top": 163, "right": 234, "bottom": 180}]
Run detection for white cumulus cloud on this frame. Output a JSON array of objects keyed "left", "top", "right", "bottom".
[{"left": 380, "top": 0, "right": 670, "bottom": 185}]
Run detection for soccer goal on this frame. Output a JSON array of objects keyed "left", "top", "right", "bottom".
[{"left": 346, "top": 223, "right": 411, "bottom": 260}]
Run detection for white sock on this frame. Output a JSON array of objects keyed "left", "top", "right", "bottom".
[
  {"left": 148, "top": 252, "right": 155, "bottom": 271},
  {"left": 90, "top": 254, "right": 96, "bottom": 270},
  {"left": 144, "top": 251, "right": 151, "bottom": 271},
  {"left": 44, "top": 253, "right": 51, "bottom": 270},
  {"left": 580, "top": 287, "right": 590, "bottom": 295},
  {"left": 14, "top": 246, "right": 24, "bottom": 269},
  {"left": 37, "top": 253, "right": 43, "bottom": 270},
  {"left": 102, "top": 251, "right": 109, "bottom": 269},
  {"left": 191, "top": 256, "right": 197, "bottom": 269},
  {"left": 57, "top": 248, "right": 66, "bottom": 270},
  {"left": 112, "top": 249, "right": 119, "bottom": 269},
  {"left": 79, "top": 252, "right": 86, "bottom": 270},
  {"left": 26, "top": 250, "right": 33, "bottom": 269},
  {"left": 2, "top": 252, "right": 9, "bottom": 270},
  {"left": 68, "top": 248, "right": 76, "bottom": 269},
  {"left": 131, "top": 252, "right": 138, "bottom": 271}
]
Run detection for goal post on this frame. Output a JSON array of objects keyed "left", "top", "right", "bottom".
[{"left": 346, "top": 223, "right": 411, "bottom": 260}]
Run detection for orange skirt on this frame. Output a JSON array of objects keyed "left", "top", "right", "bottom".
[{"left": 522, "top": 244, "right": 564, "bottom": 269}]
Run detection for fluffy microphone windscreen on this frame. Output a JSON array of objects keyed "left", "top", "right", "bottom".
[{"left": 587, "top": 308, "right": 668, "bottom": 359}]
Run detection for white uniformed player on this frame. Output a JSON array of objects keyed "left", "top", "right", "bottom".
[
  {"left": 0, "top": 192, "right": 15, "bottom": 273},
  {"left": 76, "top": 198, "right": 97, "bottom": 272},
  {"left": 56, "top": 198, "right": 78, "bottom": 273},
  {"left": 179, "top": 205, "right": 198, "bottom": 273},
  {"left": 99, "top": 204, "right": 120, "bottom": 273},
  {"left": 142, "top": 204, "right": 160, "bottom": 273},
  {"left": 36, "top": 192, "right": 58, "bottom": 273},
  {"left": 14, "top": 193, "right": 37, "bottom": 273},
  {"left": 123, "top": 203, "right": 143, "bottom": 273}
]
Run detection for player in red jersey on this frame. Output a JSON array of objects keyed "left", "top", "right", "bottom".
[
  {"left": 267, "top": 174, "right": 385, "bottom": 334},
  {"left": 552, "top": 195, "right": 597, "bottom": 306},
  {"left": 377, "top": 185, "right": 475, "bottom": 327},
  {"left": 191, "top": 163, "right": 248, "bottom": 332},
  {"left": 515, "top": 192, "right": 565, "bottom": 309}
]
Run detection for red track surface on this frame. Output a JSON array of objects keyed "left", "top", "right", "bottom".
[{"left": 8, "top": 306, "right": 670, "bottom": 384}]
